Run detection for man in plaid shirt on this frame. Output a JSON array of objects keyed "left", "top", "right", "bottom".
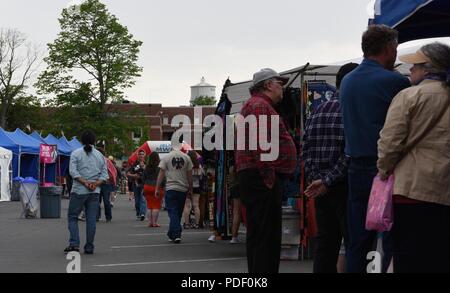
[
  {"left": 236, "top": 68, "right": 297, "bottom": 273},
  {"left": 302, "top": 63, "right": 358, "bottom": 273}
]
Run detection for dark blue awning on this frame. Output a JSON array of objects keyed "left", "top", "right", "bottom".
[{"left": 372, "top": 0, "right": 450, "bottom": 43}]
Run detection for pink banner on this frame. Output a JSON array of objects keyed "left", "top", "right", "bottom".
[{"left": 40, "top": 145, "right": 58, "bottom": 164}]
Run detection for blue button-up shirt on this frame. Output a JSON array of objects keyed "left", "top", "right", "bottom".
[
  {"left": 69, "top": 147, "right": 109, "bottom": 195},
  {"left": 340, "top": 59, "right": 410, "bottom": 158}
]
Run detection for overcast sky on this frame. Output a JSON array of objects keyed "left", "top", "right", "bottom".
[{"left": 0, "top": 0, "right": 448, "bottom": 106}]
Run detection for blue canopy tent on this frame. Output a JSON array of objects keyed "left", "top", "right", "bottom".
[
  {"left": 59, "top": 136, "right": 76, "bottom": 177},
  {"left": 3, "top": 129, "right": 40, "bottom": 179},
  {"left": 44, "top": 134, "right": 72, "bottom": 156},
  {"left": 0, "top": 129, "right": 20, "bottom": 179},
  {"left": 44, "top": 134, "right": 73, "bottom": 184},
  {"left": 59, "top": 136, "right": 75, "bottom": 152},
  {"left": 69, "top": 137, "right": 83, "bottom": 150},
  {"left": 30, "top": 131, "right": 46, "bottom": 144},
  {"left": 29, "top": 131, "right": 56, "bottom": 184},
  {"left": 371, "top": 0, "right": 450, "bottom": 43}
]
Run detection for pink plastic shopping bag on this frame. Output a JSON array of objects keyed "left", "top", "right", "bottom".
[{"left": 365, "top": 174, "right": 394, "bottom": 232}]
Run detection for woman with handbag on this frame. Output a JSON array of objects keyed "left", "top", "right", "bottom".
[{"left": 377, "top": 42, "right": 450, "bottom": 273}]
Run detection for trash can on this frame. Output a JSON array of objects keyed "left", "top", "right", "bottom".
[
  {"left": 19, "top": 177, "right": 39, "bottom": 219},
  {"left": 39, "top": 185, "right": 62, "bottom": 219},
  {"left": 11, "top": 177, "right": 24, "bottom": 202}
]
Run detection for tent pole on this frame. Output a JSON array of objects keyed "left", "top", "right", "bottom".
[
  {"left": 38, "top": 145, "right": 41, "bottom": 184},
  {"left": 18, "top": 146, "right": 21, "bottom": 178},
  {"left": 57, "top": 156, "right": 61, "bottom": 185}
]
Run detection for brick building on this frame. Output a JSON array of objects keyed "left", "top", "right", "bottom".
[{"left": 107, "top": 103, "right": 216, "bottom": 143}]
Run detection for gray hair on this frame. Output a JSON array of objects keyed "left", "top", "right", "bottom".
[{"left": 421, "top": 42, "right": 450, "bottom": 86}]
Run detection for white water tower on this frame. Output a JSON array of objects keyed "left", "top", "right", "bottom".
[{"left": 190, "top": 77, "right": 216, "bottom": 105}]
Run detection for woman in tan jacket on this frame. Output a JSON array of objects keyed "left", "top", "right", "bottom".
[{"left": 377, "top": 42, "right": 450, "bottom": 273}]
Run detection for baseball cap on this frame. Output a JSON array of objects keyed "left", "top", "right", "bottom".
[
  {"left": 399, "top": 49, "right": 430, "bottom": 64},
  {"left": 253, "top": 68, "right": 289, "bottom": 85}
]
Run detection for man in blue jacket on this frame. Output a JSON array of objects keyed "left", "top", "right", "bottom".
[{"left": 340, "top": 25, "right": 410, "bottom": 273}]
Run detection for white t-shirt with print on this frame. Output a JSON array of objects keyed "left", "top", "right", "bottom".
[{"left": 158, "top": 150, "right": 193, "bottom": 192}]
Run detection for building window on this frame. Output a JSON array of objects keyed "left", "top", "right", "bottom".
[{"left": 163, "top": 115, "right": 169, "bottom": 125}]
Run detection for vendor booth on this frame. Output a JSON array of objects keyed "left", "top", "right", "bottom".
[
  {"left": 208, "top": 0, "right": 450, "bottom": 261},
  {"left": 44, "top": 134, "right": 72, "bottom": 185},
  {"left": 0, "top": 128, "right": 40, "bottom": 180},
  {"left": 210, "top": 46, "right": 419, "bottom": 254},
  {"left": 0, "top": 129, "right": 19, "bottom": 186},
  {"left": 0, "top": 129, "right": 81, "bottom": 200}
]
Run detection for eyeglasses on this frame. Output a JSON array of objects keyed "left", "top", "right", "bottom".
[{"left": 271, "top": 80, "right": 285, "bottom": 86}]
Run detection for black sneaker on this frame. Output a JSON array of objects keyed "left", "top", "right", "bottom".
[
  {"left": 140, "top": 215, "right": 145, "bottom": 221},
  {"left": 174, "top": 238, "right": 181, "bottom": 244},
  {"left": 84, "top": 250, "right": 94, "bottom": 255},
  {"left": 64, "top": 246, "right": 80, "bottom": 254}
]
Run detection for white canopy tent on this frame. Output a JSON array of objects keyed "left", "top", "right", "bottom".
[{"left": 0, "top": 146, "right": 13, "bottom": 202}]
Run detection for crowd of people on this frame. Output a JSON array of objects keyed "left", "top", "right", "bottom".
[
  {"left": 63, "top": 132, "right": 230, "bottom": 253},
  {"left": 62, "top": 24, "right": 449, "bottom": 273},
  {"left": 236, "top": 24, "right": 449, "bottom": 274}
]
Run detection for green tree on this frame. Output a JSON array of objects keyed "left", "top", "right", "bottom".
[
  {"left": 35, "top": 0, "right": 145, "bottom": 159},
  {"left": 191, "top": 96, "right": 217, "bottom": 106},
  {"left": 7, "top": 94, "right": 44, "bottom": 131},
  {"left": 38, "top": 103, "right": 149, "bottom": 159},
  {"left": 36, "top": 0, "right": 143, "bottom": 113}
]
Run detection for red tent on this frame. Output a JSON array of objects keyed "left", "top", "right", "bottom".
[{"left": 127, "top": 141, "right": 199, "bottom": 166}]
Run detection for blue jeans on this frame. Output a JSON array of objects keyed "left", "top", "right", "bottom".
[
  {"left": 97, "top": 184, "right": 113, "bottom": 221},
  {"left": 165, "top": 190, "right": 187, "bottom": 240},
  {"left": 134, "top": 185, "right": 147, "bottom": 216},
  {"left": 68, "top": 193, "right": 100, "bottom": 252},
  {"left": 346, "top": 157, "right": 392, "bottom": 273}
]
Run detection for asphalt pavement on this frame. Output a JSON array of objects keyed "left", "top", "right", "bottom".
[{"left": 0, "top": 193, "right": 312, "bottom": 273}]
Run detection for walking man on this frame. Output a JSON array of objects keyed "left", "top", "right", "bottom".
[
  {"left": 155, "top": 145, "right": 193, "bottom": 244},
  {"left": 127, "top": 150, "right": 147, "bottom": 221},
  {"left": 65, "top": 130, "right": 108, "bottom": 255}
]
